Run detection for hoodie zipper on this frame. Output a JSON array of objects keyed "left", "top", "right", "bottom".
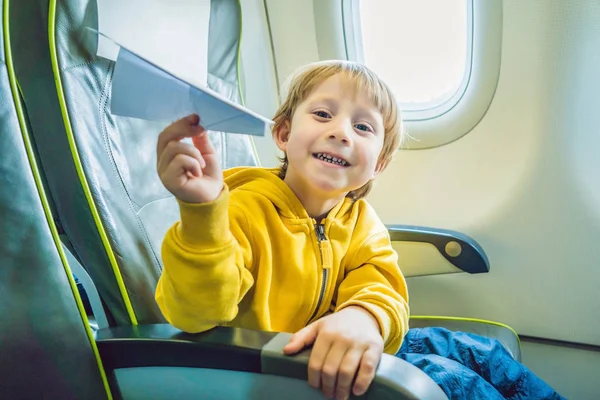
[{"left": 308, "top": 222, "right": 332, "bottom": 323}]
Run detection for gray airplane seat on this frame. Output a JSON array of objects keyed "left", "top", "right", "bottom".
[
  {"left": 5, "top": 0, "right": 449, "bottom": 399},
  {"left": 10, "top": 0, "right": 519, "bottom": 369},
  {"left": 1, "top": 5, "right": 110, "bottom": 397}
]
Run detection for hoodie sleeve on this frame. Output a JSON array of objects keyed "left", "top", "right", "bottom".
[
  {"left": 335, "top": 229, "right": 410, "bottom": 355},
  {"left": 155, "top": 185, "right": 254, "bottom": 333}
]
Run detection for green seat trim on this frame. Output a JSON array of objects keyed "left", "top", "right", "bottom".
[
  {"left": 411, "top": 315, "right": 521, "bottom": 348},
  {"left": 4, "top": 0, "right": 112, "bottom": 397},
  {"left": 48, "top": 0, "right": 138, "bottom": 325}
]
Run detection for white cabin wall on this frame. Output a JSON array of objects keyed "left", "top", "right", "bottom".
[
  {"left": 520, "top": 340, "right": 600, "bottom": 399},
  {"left": 372, "top": 0, "right": 600, "bottom": 347}
]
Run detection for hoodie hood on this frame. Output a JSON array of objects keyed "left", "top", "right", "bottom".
[{"left": 223, "top": 166, "right": 355, "bottom": 223}]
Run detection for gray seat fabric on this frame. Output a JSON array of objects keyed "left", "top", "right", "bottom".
[
  {"left": 0, "top": 6, "right": 109, "bottom": 397},
  {"left": 11, "top": 0, "right": 256, "bottom": 326}
]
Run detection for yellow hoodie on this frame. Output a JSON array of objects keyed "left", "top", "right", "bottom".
[{"left": 156, "top": 167, "right": 409, "bottom": 354}]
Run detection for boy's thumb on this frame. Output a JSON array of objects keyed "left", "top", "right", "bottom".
[{"left": 282, "top": 323, "right": 319, "bottom": 355}]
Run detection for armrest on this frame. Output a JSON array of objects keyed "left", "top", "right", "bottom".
[
  {"left": 95, "top": 324, "right": 448, "bottom": 400},
  {"left": 387, "top": 224, "right": 489, "bottom": 276}
]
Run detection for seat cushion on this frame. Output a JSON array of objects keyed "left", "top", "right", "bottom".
[{"left": 409, "top": 316, "right": 521, "bottom": 361}]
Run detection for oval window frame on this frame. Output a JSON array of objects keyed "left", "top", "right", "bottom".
[{"left": 314, "top": 0, "right": 503, "bottom": 149}]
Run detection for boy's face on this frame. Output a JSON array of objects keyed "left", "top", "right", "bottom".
[{"left": 275, "top": 74, "right": 385, "bottom": 201}]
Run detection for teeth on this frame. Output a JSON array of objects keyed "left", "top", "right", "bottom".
[{"left": 315, "top": 153, "right": 348, "bottom": 166}]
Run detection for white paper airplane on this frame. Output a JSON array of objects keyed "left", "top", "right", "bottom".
[{"left": 89, "top": 28, "right": 273, "bottom": 136}]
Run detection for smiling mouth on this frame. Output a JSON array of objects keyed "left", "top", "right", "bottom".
[{"left": 313, "top": 152, "right": 350, "bottom": 167}]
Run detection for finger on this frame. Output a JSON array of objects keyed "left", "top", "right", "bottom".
[
  {"left": 334, "top": 348, "right": 363, "bottom": 400},
  {"left": 320, "top": 341, "right": 349, "bottom": 399},
  {"left": 160, "top": 154, "right": 203, "bottom": 188},
  {"left": 283, "top": 323, "right": 319, "bottom": 355},
  {"left": 306, "top": 330, "right": 334, "bottom": 390},
  {"left": 156, "top": 113, "right": 204, "bottom": 157},
  {"left": 169, "top": 153, "right": 203, "bottom": 179},
  {"left": 157, "top": 140, "right": 205, "bottom": 176},
  {"left": 191, "top": 130, "right": 215, "bottom": 156},
  {"left": 191, "top": 132, "right": 222, "bottom": 178},
  {"left": 352, "top": 347, "right": 381, "bottom": 396},
  {"left": 157, "top": 114, "right": 199, "bottom": 156}
]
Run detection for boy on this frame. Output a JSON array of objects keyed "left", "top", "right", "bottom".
[{"left": 155, "top": 60, "right": 409, "bottom": 400}]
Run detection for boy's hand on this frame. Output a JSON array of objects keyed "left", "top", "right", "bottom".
[
  {"left": 283, "top": 306, "right": 384, "bottom": 400},
  {"left": 156, "top": 114, "right": 223, "bottom": 204}
]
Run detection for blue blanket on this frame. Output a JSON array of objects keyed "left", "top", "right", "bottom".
[{"left": 396, "top": 327, "right": 566, "bottom": 400}]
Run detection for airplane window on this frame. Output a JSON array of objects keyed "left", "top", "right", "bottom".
[
  {"left": 337, "top": 0, "right": 502, "bottom": 149},
  {"left": 349, "top": 0, "right": 469, "bottom": 110}
]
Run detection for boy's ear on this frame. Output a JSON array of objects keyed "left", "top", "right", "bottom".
[
  {"left": 273, "top": 120, "right": 291, "bottom": 152},
  {"left": 372, "top": 160, "right": 386, "bottom": 179}
]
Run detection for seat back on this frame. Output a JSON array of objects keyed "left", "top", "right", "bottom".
[
  {"left": 11, "top": 0, "right": 256, "bottom": 326},
  {"left": 0, "top": 4, "right": 110, "bottom": 397}
]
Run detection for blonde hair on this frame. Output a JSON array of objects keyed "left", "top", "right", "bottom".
[{"left": 272, "top": 60, "right": 404, "bottom": 200}]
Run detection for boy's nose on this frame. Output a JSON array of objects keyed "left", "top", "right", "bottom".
[{"left": 327, "top": 124, "right": 352, "bottom": 145}]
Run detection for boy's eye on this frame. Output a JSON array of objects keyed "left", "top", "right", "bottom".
[
  {"left": 314, "top": 110, "right": 331, "bottom": 119},
  {"left": 355, "top": 123, "right": 371, "bottom": 132}
]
